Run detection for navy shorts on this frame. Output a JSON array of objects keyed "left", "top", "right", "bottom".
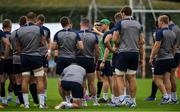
[
  {"left": 0, "top": 60, "right": 4, "bottom": 74},
  {"left": 13, "top": 64, "right": 22, "bottom": 74},
  {"left": 154, "top": 59, "right": 176, "bottom": 75},
  {"left": 97, "top": 60, "right": 113, "bottom": 76},
  {"left": 174, "top": 53, "right": 180, "bottom": 67},
  {"left": 77, "top": 57, "right": 95, "bottom": 73},
  {"left": 4, "top": 58, "right": 13, "bottom": 75},
  {"left": 42, "top": 55, "right": 48, "bottom": 68},
  {"left": 61, "top": 80, "right": 83, "bottom": 99},
  {"left": 112, "top": 53, "right": 118, "bottom": 72},
  {"left": 56, "top": 57, "right": 76, "bottom": 75},
  {"left": 115, "top": 52, "right": 139, "bottom": 72},
  {"left": 20, "top": 54, "right": 43, "bottom": 72}
]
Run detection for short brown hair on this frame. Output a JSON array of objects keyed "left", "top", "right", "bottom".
[
  {"left": 2, "top": 19, "right": 12, "bottom": 29},
  {"left": 19, "top": 16, "right": 27, "bottom": 26},
  {"left": 120, "top": 6, "right": 132, "bottom": 16},
  {"left": 27, "top": 12, "right": 36, "bottom": 21},
  {"left": 60, "top": 16, "right": 71, "bottom": 27},
  {"left": 158, "top": 15, "right": 169, "bottom": 24},
  {"left": 81, "top": 18, "right": 89, "bottom": 26},
  {"left": 37, "top": 14, "right": 45, "bottom": 22}
]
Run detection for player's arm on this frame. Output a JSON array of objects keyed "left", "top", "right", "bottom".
[
  {"left": 104, "top": 34, "right": 114, "bottom": 53},
  {"left": 138, "top": 33, "right": 145, "bottom": 65},
  {"left": 93, "top": 27, "right": 103, "bottom": 37},
  {"left": 76, "top": 33, "right": 84, "bottom": 50},
  {"left": 95, "top": 44, "right": 100, "bottom": 63}
]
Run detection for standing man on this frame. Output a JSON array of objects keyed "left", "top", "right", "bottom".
[
  {"left": 11, "top": 16, "right": 27, "bottom": 106},
  {"left": 15, "top": 12, "right": 47, "bottom": 109},
  {"left": 149, "top": 15, "right": 176, "bottom": 105},
  {"left": 112, "top": 7, "right": 145, "bottom": 107},
  {"left": 53, "top": 16, "right": 83, "bottom": 101},
  {"left": 36, "top": 14, "right": 51, "bottom": 100},
  {"left": 77, "top": 18, "right": 100, "bottom": 106}
]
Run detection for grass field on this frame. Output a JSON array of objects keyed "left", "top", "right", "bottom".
[{"left": 0, "top": 78, "right": 180, "bottom": 111}]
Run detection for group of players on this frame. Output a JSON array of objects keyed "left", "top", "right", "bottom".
[{"left": 0, "top": 6, "right": 179, "bottom": 109}]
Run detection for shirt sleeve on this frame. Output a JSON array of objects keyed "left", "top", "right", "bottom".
[
  {"left": 53, "top": 32, "right": 58, "bottom": 42},
  {"left": 0, "top": 30, "right": 5, "bottom": 38},
  {"left": 155, "top": 30, "right": 163, "bottom": 41},
  {"left": 40, "top": 27, "right": 45, "bottom": 36},
  {"left": 113, "top": 21, "right": 122, "bottom": 31},
  {"left": 95, "top": 34, "right": 99, "bottom": 44},
  {"left": 76, "top": 32, "right": 81, "bottom": 41}
]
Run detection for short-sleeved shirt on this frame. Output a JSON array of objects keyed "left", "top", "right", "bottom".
[
  {"left": 11, "top": 29, "right": 21, "bottom": 64},
  {"left": 53, "top": 29, "right": 80, "bottom": 59},
  {"left": 169, "top": 23, "right": 180, "bottom": 53},
  {"left": 77, "top": 29, "right": 98, "bottom": 58},
  {"left": 16, "top": 23, "right": 44, "bottom": 56},
  {"left": 61, "top": 64, "right": 86, "bottom": 85},
  {"left": 0, "top": 30, "right": 5, "bottom": 55},
  {"left": 155, "top": 27, "right": 176, "bottom": 60},
  {"left": 113, "top": 18, "right": 142, "bottom": 53},
  {"left": 38, "top": 25, "right": 51, "bottom": 56}
]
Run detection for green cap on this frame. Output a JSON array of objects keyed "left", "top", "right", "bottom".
[{"left": 100, "top": 19, "right": 110, "bottom": 25}]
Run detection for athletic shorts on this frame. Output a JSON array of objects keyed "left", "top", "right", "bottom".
[
  {"left": 154, "top": 59, "right": 176, "bottom": 75},
  {"left": 174, "top": 53, "right": 180, "bottom": 67},
  {"left": 77, "top": 57, "right": 95, "bottom": 73},
  {"left": 96, "top": 60, "right": 113, "bottom": 76},
  {"left": 4, "top": 58, "right": 13, "bottom": 75},
  {"left": 115, "top": 52, "right": 139, "bottom": 72},
  {"left": 13, "top": 64, "right": 22, "bottom": 74},
  {"left": 112, "top": 53, "right": 118, "bottom": 72},
  {"left": 61, "top": 80, "right": 83, "bottom": 99},
  {"left": 56, "top": 57, "right": 76, "bottom": 75},
  {"left": 21, "top": 54, "right": 43, "bottom": 72},
  {"left": 42, "top": 55, "right": 48, "bottom": 68},
  {"left": 0, "top": 59, "right": 4, "bottom": 74}
]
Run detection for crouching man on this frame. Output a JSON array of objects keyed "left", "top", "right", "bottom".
[{"left": 55, "top": 63, "right": 86, "bottom": 109}]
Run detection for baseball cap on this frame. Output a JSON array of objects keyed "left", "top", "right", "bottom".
[{"left": 100, "top": 19, "right": 110, "bottom": 25}]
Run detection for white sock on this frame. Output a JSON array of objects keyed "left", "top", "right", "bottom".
[
  {"left": 119, "top": 95, "right": 125, "bottom": 101},
  {"left": 103, "top": 93, "right": 108, "bottom": 100},
  {"left": 23, "top": 93, "right": 29, "bottom": 106},
  {"left": 92, "top": 95, "right": 98, "bottom": 104},
  {"left": 168, "top": 93, "right": 171, "bottom": 99},
  {"left": 16, "top": 97, "right": 20, "bottom": 104},
  {"left": 65, "top": 96, "right": 71, "bottom": 103},
  {"left": 8, "top": 92, "right": 13, "bottom": 98},
  {"left": 2, "top": 97, "right": 7, "bottom": 104},
  {"left": 124, "top": 87, "right": 127, "bottom": 96},
  {"left": 163, "top": 93, "right": 169, "bottom": 99},
  {"left": 111, "top": 94, "right": 115, "bottom": 102},
  {"left": 171, "top": 92, "right": 178, "bottom": 100},
  {"left": 38, "top": 94, "right": 45, "bottom": 106}
]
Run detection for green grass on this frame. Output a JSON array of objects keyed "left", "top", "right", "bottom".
[{"left": 1, "top": 78, "right": 180, "bottom": 111}]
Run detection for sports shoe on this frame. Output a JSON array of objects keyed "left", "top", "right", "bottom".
[
  {"left": 107, "top": 101, "right": 116, "bottom": 107},
  {"left": 82, "top": 100, "right": 88, "bottom": 107},
  {"left": 19, "top": 104, "right": 24, "bottom": 108},
  {"left": 144, "top": 96, "right": 156, "bottom": 101},
  {"left": 127, "top": 100, "right": 136, "bottom": 108},
  {"left": 93, "top": 102, "right": 100, "bottom": 106},
  {"left": 170, "top": 99, "right": 179, "bottom": 104},
  {"left": 160, "top": 97, "right": 171, "bottom": 105},
  {"left": 24, "top": 104, "right": 29, "bottom": 109},
  {"left": 98, "top": 98, "right": 108, "bottom": 103},
  {"left": 39, "top": 104, "right": 47, "bottom": 109},
  {"left": 54, "top": 102, "right": 66, "bottom": 109},
  {"left": 116, "top": 97, "right": 128, "bottom": 106},
  {"left": 33, "top": 103, "right": 39, "bottom": 107},
  {"left": 7, "top": 97, "right": 13, "bottom": 103}
]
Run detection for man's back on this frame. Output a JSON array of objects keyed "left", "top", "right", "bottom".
[{"left": 16, "top": 24, "right": 43, "bottom": 56}]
